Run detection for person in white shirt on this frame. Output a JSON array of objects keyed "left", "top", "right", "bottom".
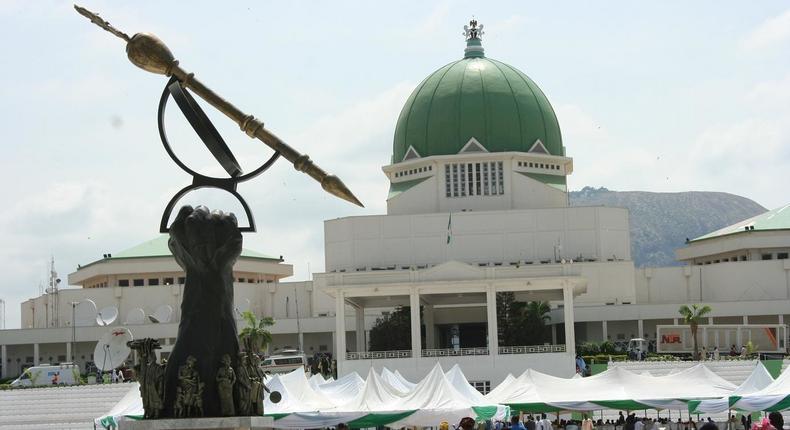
[
  {"left": 540, "top": 414, "right": 553, "bottom": 430},
  {"left": 634, "top": 418, "right": 645, "bottom": 430}
]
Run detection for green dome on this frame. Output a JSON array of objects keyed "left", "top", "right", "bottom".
[{"left": 392, "top": 39, "right": 563, "bottom": 163}]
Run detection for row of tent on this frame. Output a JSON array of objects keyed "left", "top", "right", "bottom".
[{"left": 96, "top": 361, "right": 790, "bottom": 429}]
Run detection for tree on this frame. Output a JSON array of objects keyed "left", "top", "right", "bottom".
[
  {"left": 368, "top": 306, "right": 414, "bottom": 351},
  {"left": 238, "top": 311, "right": 274, "bottom": 355},
  {"left": 678, "top": 304, "right": 712, "bottom": 360},
  {"left": 497, "top": 293, "right": 551, "bottom": 346}
]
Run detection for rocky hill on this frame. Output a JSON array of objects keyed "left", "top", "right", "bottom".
[{"left": 569, "top": 187, "right": 767, "bottom": 267}]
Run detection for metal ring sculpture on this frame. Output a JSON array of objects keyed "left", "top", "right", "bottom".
[{"left": 157, "top": 76, "right": 280, "bottom": 233}]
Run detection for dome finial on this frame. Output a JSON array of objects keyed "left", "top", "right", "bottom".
[{"left": 462, "top": 18, "right": 485, "bottom": 58}]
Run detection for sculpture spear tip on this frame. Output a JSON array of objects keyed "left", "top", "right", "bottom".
[
  {"left": 74, "top": 4, "right": 131, "bottom": 42},
  {"left": 322, "top": 175, "right": 364, "bottom": 208}
]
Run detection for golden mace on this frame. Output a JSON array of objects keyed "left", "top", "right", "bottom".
[{"left": 74, "top": 5, "right": 363, "bottom": 208}]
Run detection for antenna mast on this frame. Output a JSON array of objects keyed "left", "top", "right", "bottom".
[{"left": 294, "top": 287, "right": 303, "bottom": 353}]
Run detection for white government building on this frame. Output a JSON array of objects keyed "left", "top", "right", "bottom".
[{"left": 2, "top": 26, "right": 790, "bottom": 388}]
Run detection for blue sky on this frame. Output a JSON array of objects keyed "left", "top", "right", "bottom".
[{"left": 1, "top": 1, "right": 789, "bottom": 328}]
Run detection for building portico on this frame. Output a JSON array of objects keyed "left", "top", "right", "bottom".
[{"left": 317, "top": 260, "right": 586, "bottom": 384}]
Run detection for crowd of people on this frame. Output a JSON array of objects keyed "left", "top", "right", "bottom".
[{"left": 372, "top": 411, "right": 786, "bottom": 430}]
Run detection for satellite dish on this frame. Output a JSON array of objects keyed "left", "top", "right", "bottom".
[
  {"left": 96, "top": 306, "right": 119, "bottom": 326},
  {"left": 269, "top": 390, "right": 282, "bottom": 403},
  {"left": 93, "top": 327, "right": 133, "bottom": 371},
  {"left": 124, "top": 308, "right": 146, "bottom": 325},
  {"left": 148, "top": 304, "right": 173, "bottom": 324},
  {"left": 74, "top": 300, "right": 97, "bottom": 327}
]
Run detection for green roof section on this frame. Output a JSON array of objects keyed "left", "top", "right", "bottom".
[
  {"left": 691, "top": 203, "right": 790, "bottom": 242},
  {"left": 520, "top": 172, "right": 568, "bottom": 192},
  {"left": 392, "top": 38, "right": 563, "bottom": 164},
  {"left": 387, "top": 177, "right": 430, "bottom": 200},
  {"left": 111, "top": 235, "right": 280, "bottom": 261}
]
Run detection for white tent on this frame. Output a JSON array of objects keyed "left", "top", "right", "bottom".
[
  {"left": 94, "top": 383, "right": 144, "bottom": 429},
  {"left": 486, "top": 364, "right": 737, "bottom": 412},
  {"left": 729, "top": 364, "right": 790, "bottom": 412},
  {"left": 380, "top": 367, "right": 415, "bottom": 394},
  {"left": 269, "top": 363, "right": 508, "bottom": 428},
  {"left": 446, "top": 364, "right": 487, "bottom": 404},
  {"left": 689, "top": 362, "right": 775, "bottom": 413}
]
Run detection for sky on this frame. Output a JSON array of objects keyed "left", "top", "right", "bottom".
[{"left": 0, "top": 1, "right": 789, "bottom": 329}]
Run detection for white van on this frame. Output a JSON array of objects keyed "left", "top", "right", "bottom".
[
  {"left": 261, "top": 350, "right": 307, "bottom": 375},
  {"left": 11, "top": 363, "right": 80, "bottom": 387}
]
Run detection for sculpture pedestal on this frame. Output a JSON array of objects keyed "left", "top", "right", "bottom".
[{"left": 119, "top": 416, "right": 274, "bottom": 430}]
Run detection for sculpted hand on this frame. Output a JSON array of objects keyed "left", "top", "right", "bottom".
[{"left": 167, "top": 205, "right": 242, "bottom": 272}]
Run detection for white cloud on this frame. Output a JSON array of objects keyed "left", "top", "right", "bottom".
[
  {"left": 746, "top": 73, "right": 790, "bottom": 109},
  {"left": 740, "top": 9, "right": 790, "bottom": 51}
]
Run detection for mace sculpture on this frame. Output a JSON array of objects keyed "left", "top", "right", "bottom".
[{"left": 75, "top": 4, "right": 362, "bottom": 419}]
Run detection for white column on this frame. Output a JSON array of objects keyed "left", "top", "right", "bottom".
[
  {"left": 637, "top": 319, "right": 644, "bottom": 338},
  {"left": 355, "top": 307, "right": 365, "bottom": 352},
  {"left": 551, "top": 324, "right": 558, "bottom": 344},
  {"left": 563, "top": 287, "right": 575, "bottom": 357},
  {"left": 743, "top": 315, "right": 749, "bottom": 324},
  {"left": 335, "top": 291, "right": 346, "bottom": 361},
  {"left": 1, "top": 345, "right": 7, "bottom": 378},
  {"left": 66, "top": 342, "right": 72, "bottom": 362},
  {"left": 673, "top": 318, "right": 679, "bottom": 325},
  {"left": 424, "top": 305, "right": 435, "bottom": 349},
  {"left": 410, "top": 288, "right": 421, "bottom": 358},
  {"left": 486, "top": 285, "right": 498, "bottom": 356},
  {"left": 33, "top": 343, "right": 40, "bottom": 366},
  {"left": 779, "top": 315, "right": 784, "bottom": 324},
  {"left": 602, "top": 320, "right": 608, "bottom": 340}
]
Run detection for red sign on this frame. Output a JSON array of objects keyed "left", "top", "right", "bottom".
[{"left": 661, "top": 334, "right": 681, "bottom": 344}]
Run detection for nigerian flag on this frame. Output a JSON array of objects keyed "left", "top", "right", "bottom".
[{"left": 447, "top": 212, "right": 453, "bottom": 244}]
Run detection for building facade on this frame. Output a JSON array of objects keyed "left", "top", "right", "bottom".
[{"left": 2, "top": 23, "right": 789, "bottom": 389}]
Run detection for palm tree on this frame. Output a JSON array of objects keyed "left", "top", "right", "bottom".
[
  {"left": 238, "top": 311, "right": 275, "bottom": 355},
  {"left": 678, "top": 304, "right": 712, "bottom": 360},
  {"left": 522, "top": 301, "right": 552, "bottom": 344}
]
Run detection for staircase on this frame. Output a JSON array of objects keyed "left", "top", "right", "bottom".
[{"left": 0, "top": 383, "right": 136, "bottom": 430}]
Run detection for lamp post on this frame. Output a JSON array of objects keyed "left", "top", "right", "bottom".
[{"left": 70, "top": 301, "right": 80, "bottom": 343}]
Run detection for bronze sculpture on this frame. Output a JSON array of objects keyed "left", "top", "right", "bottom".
[
  {"left": 127, "top": 339, "right": 165, "bottom": 419},
  {"left": 234, "top": 351, "right": 253, "bottom": 416},
  {"left": 73, "top": 5, "right": 296, "bottom": 419},
  {"left": 73, "top": 5, "right": 363, "bottom": 209},
  {"left": 165, "top": 206, "right": 242, "bottom": 417},
  {"left": 216, "top": 354, "right": 237, "bottom": 416},
  {"left": 175, "top": 355, "right": 204, "bottom": 418}
]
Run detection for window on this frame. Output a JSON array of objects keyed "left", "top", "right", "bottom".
[
  {"left": 470, "top": 380, "right": 491, "bottom": 394},
  {"left": 319, "top": 344, "right": 328, "bottom": 352},
  {"left": 740, "top": 255, "right": 747, "bottom": 261},
  {"left": 133, "top": 279, "right": 144, "bottom": 287},
  {"left": 178, "top": 277, "right": 186, "bottom": 284},
  {"left": 148, "top": 278, "right": 159, "bottom": 286},
  {"left": 164, "top": 277, "right": 174, "bottom": 285},
  {"left": 762, "top": 254, "right": 773, "bottom": 260},
  {"left": 444, "top": 161, "right": 505, "bottom": 198},
  {"left": 445, "top": 165, "right": 451, "bottom": 197},
  {"left": 118, "top": 280, "right": 129, "bottom": 287},
  {"left": 778, "top": 253, "right": 789, "bottom": 260}
]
